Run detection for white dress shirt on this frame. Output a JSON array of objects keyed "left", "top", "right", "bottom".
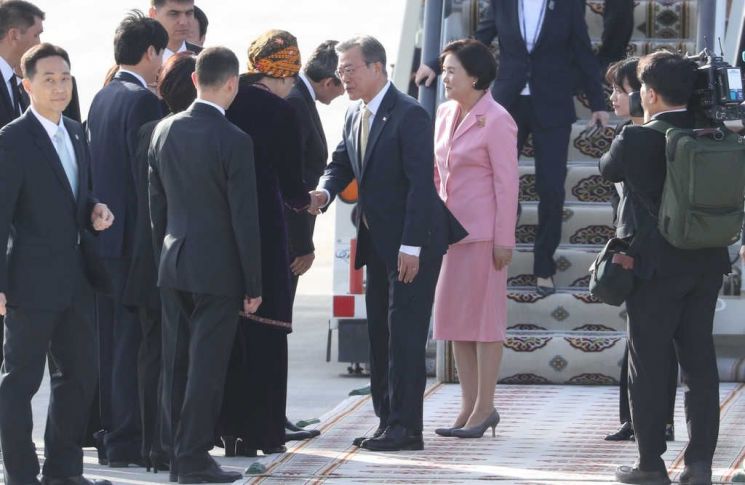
[
  {"left": 163, "top": 41, "right": 188, "bottom": 64},
  {"left": 194, "top": 98, "right": 225, "bottom": 116},
  {"left": 320, "top": 81, "right": 420, "bottom": 257},
  {"left": 298, "top": 72, "right": 316, "bottom": 101},
  {"left": 0, "top": 55, "right": 19, "bottom": 110},
  {"left": 30, "top": 105, "right": 77, "bottom": 187},
  {"left": 519, "top": 0, "right": 548, "bottom": 95},
  {"left": 117, "top": 68, "right": 148, "bottom": 89}
]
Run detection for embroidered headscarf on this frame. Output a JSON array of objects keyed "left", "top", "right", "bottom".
[{"left": 246, "top": 29, "right": 301, "bottom": 78}]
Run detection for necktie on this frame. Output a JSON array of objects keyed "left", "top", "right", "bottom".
[
  {"left": 9, "top": 73, "right": 23, "bottom": 117},
  {"left": 53, "top": 128, "right": 78, "bottom": 199},
  {"left": 359, "top": 106, "right": 372, "bottom": 171}
]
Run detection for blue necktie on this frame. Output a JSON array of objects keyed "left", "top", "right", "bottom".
[{"left": 53, "top": 128, "right": 78, "bottom": 199}]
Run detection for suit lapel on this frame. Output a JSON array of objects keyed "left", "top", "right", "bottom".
[
  {"left": 0, "top": 71, "right": 15, "bottom": 117},
  {"left": 361, "top": 86, "right": 397, "bottom": 179},
  {"left": 28, "top": 113, "right": 77, "bottom": 206},
  {"left": 451, "top": 94, "right": 490, "bottom": 143},
  {"left": 347, "top": 106, "right": 362, "bottom": 178},
  {"left": 64, "top": 118, "right": 86, "bottom": 201},
  {"left": 532, "top": 0, "right": 551, "bottom": 51},
  {"left": 300, "top": 82, "right": 327, "bottom": 153},
  {"left": 509, "top": 0, "right": 529, "bottom": 55}
]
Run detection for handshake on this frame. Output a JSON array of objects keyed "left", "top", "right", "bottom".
[{"left": 307, "top": 190, "right": 329, "bottom": 215}]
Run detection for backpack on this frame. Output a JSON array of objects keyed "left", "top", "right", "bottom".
[{"left": 646, "top": 120, "right": 745, "bottom": 249}]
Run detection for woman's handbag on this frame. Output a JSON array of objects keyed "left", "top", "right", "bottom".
[{"left": 589, "top": 238, "right": 636, "bottom": 306}]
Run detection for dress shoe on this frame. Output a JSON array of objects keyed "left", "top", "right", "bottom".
[
  {"left": 41, "top": 476, "right": 112, "bottom": 485},
  {"left": 178, "top": 464, "right": 242, "bottom": 484},
  {"left": 145, "top": 454, "right": 170, "bottom": 473},
  {"left": 92, "top": 430, "right": 108, "bottom": 466},
  {"left": 605, "top": 421, "right": 635, "bottom": 441},
  {"left": 285, "top": 430, "right": 315, "bottom": 441},
  {"left": 353, "top": 426, "right": 385, "bottom": 447},
  {"left": 109, "top": 458, "right": 146, "bottom": 468},
  {"left": 679, "top": 462, "right": 712, "bottom": 484},
  {"left": 536, "top": 276, "right": 556, "bottom": 296},
  {"left": 221, "top": 436, "right": 238, "bottom": 457},
  {"left": 434, "top": 425, "right": 463, "bottom": 437},
  {"left": 286, "top": 417, "right": 321, "bottom": 438},
  {"left": 451, "top": 409, "right": 500, "bottom": 438},
  {"left": 665, "top": 423, "right": 675, "bottom": 442},
  {"left": 360, "top": 424, "right": 424, "bottom": 451},
  {"left": 236, "top": 441, "right": 286, "bottom": 457},
  {"left": 615, "top": 465, "right": 671, "bottom": 484}
]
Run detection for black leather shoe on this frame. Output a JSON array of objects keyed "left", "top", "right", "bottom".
[
  {"left": 286, "top": 417, "right": 321, "bottom": 438},
  {"left": 92, "top": 430, "right": 108, "bottom": 466},
  {"left": 679, "top": 462, "right": 712, "bottom": 484},
  {"left": 145, "top": 454, "right": 170, "bottom": 473},
  {"left": 169, "top": 460, "right": 178, "bottom": 483},
  {"left": 285, "top": 430, "right": 315, "bottom": 441},
  {"left": 285, "top": 417, "right": 303, "bottom": 432},
  {"left": 109, "top": 458, "right": 146, "bottom": 468},
  {"left": 605, "top": 421, "right": 634, "bottom": 441},
  {"left": 178, "top": 466, "right": 242, "bottom": 484},
  {"left": 41, "top": 476, "right": 112, "bottom": 485},
  {"left": 536, "top": 277, "right": 556, "bottom": 297},
  {"left": 353, "top": 426, "right": 385, "bottom": 447},
  {"left": 665, "top": 423, "right": 675, "bottom": 442},
  {"left": 361, "top": 424, "right": 424, "bottom": 452},
  {"left": 615, "top": 465, "right": 671, "bottom": 484}
]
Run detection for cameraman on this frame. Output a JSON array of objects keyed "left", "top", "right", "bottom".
[{"left": 600, "top": 50, "right": 730, "bottom": 485}]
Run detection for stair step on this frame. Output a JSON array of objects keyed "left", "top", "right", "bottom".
[
  {"left": 516, "top": 202, "right": 614, "bottom": 246},
  {"left": 507, "top": 289, "right": 626, "bottom": 332},
  {"left": 499, "top": 330, "right": 626, "bottom": 385},
  {"left": 519, "top": 163, "right": 613, "bottom": 203},
  {"left": 509, "top": 246, "right": 599, "bottom": 289},
  {"left": 584, "top": 0, "right": 697, "bottom": 43},
  {"left": 518, "top": 121, "right": 616, "bottom": 163}
]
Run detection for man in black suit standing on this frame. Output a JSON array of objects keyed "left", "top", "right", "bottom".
[
  {"left": 418, "top": 0, "right": 608, "bottom": 294},
  {"left": 310, "top": 36, "right": 466, "bottom": 452},
  {"left": 600, "top": 51, "right": 729, "bottom": 485},
  {"left": 149, "top": 46, "right": 262, "bottom": 483},
  {"left": 149, "top": 0, "right": 203, "bottom": 63},
  {"left": 285, "top": 40, "right": 344, "bottom": 298},
  {"left": 0, "top": 42, "right": 114, "bottom": 485},
  {"left": 86, "top": 11, "right": 167, "bottom": 467}
]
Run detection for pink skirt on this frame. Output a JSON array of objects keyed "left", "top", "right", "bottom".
[{"left": 433, "top": 241, "right": 508, "bottom": 342}]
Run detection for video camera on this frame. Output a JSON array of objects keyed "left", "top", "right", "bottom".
[{"left": 688, "top": 48, "right": 744, "bottom": 122}]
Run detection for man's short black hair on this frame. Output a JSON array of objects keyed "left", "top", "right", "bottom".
[
  {"left": 195, "top": 47, "right": 238, "bottom": 89},
  {"left": 305, "top": 40, "right": 340, "bottom": 84},
  {"left": 638, "top": 50, "right": 697, "bottom": 106},
  {"left": 439, "top": 39, "right": 496, "bottom": 90},
  {"left": 194, "top": 6, "right": 208, "bottom": 39},
  {"left": 151, "top": 0, "right": 194, "bottom": 8},
  {"left": 114, "top": 10, "right": 168, "bottom": 66},
  {"left": 21, "top": 42, "right": 69, "bottom": 79},
  {"left": 606, "top": 57, "right": 641, "bottom": 92},
  {"left": 0, "top": 0, "right": 44, "bottom": 40}
]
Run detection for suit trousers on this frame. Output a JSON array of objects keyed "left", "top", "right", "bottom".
[
  {"left": 619, "top": 341, "right": 677, "bottom": 425},
  {"left": 137, "top": 306, "right": 164, "bottom": 460},
  {"left": 97, "top": 258, "right": 142, "bottom": 461},
  {"left": 512, "top": 96, "right": 572, "bottom": 278},
  {"left": 0, "top": 269, "right": 97, "bottom": 484},
  {"left": 160, "top": 289, "right": 240, "bottom": 474},
  {"left": 626, "top": 271, "right": 721, "bottom": 472},
  {"left": 363, "top": 230, "right": 442, "bottom": 432}
]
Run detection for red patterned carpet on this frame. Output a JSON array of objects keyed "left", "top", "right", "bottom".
[{"left": 247, "top": 383, "right": 745, "bottom": 484}]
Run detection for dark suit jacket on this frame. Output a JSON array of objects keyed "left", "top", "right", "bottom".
[
  {"left": 87, "top": 71, "right": 163, "bottom": 259},
  {"left": 122, "top": 118, "right": 161, "bottom": 310},
  {"left": 474, "top": 0, "right": 605, "bottom": 127},
  {"left": 0, "top": 111, "right": 104, "bottom": 310},
  {"left": 319, "top": 84, "right": 466, "bottom": 269},
  {"left": 599, "top": 111, "right": 731, "bottom": 278},
  {"left": 285, "top": 80, "right": 328, "bottom": 256},
  {"left": 148, "top": 102, "right": 262, "bottom": 298}
]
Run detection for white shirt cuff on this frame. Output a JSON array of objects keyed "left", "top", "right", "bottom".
[
  {"left": 318, "top": 189, "right": 331, "bottom": 208},
  {"left": 399, "top": 245, "right": 421, "bottom": 257}
]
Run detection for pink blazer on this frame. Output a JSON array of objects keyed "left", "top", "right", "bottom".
[{"left": 434, "top": 95, "right": 519, "bottom": 248}]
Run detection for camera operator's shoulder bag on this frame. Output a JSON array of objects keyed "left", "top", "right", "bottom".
[{"left": 646, "top": 120, "right": 745, "bottom": 249}]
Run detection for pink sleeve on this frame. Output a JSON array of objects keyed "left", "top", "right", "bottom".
[{"left": 486, "top": 110, "right": 519, "bottom": 248}]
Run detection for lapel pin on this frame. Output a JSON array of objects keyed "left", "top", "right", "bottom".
[
  {"left": 476, "top": 115, "right": 486, "bottom": 127},
  {"left": 548, "top": 0, "right": 555, "bottom": 10},
  {"left": 74, "top": 134, "right": 79, "bottom": 140},
  {"left": 382, "top": 116, "right": 388, "bottom": 122}
]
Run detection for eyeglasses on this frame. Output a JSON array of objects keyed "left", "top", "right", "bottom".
[{"left": 336, "top": 63, "right": 370, "bottom": 79}]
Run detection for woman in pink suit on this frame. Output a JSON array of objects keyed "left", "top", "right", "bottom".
[{"left": 432, "top": 39, "right": 519, "bottom": 439}]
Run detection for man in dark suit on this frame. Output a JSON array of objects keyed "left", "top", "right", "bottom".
[
  {"left": 149, "top": 0, "right": 203, "bottom": 63},
  {"left": 285, "top": 40, "right": 344, "bottom": 298},
  {"left": 310, "top": 36, "right": 466, "bottom": 452},
  {"left": 86, "top": 11, "right": 167, "bottom": 467},
  {"left": 0, "top": 43, "right": 114, "bottom": 485},
  {"left": 149, "top": 47, "right": 262, "bottom": 483},
  {"left": 418, "top": 0, "right": 608, "bottom": 294},
  {"left": 600, "top": 51, "right": 729, "bottom": 485}
]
